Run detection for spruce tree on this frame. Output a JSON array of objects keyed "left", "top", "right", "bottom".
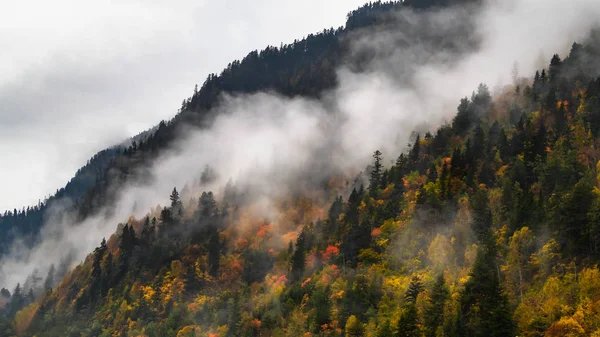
[
  {"left": 471, "top": 189, "right": 492, "bottom": 243},
  {"left": 397, "top": 276, "right": 423, "bottom": 337},
  {"left": 424, "top": 274, "right": 449, "bottom": 337},
  {"left": 169, "top": 187, "right": 181, "bottom": 208},
  {"left": 459, "top": 240, "right": 514, "bottom": 336},
  {"left": 409, "top": 135, "right": 421, "bottom": 163},
  {"left": 44, "top": 264, "right": 55, "bottom": 291},
  {"left": 370, "top": 150, "right": 383, "bottom": 195}
]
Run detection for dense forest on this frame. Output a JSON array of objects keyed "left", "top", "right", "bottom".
[{"left": 4, "top": 0, "right": 600, "bottom": 336}]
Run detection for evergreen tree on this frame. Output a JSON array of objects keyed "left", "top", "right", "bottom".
[
  {"left": 370, "top": 150, "right": 383, "bottom": 195},
  {"left": 397, "top": 276, "right": 423, "bottom": 337},
  {"left": 91, "top": 238, "right": 107, "bottom": 299},
  {"left": 102, "top": 252, "right": 114, "bottom": 295},
  {"left": 160, "top": 207, "right": 173, "bottom": 225},
  {"left": 141, "top": 216, "right": 154, "bottom": 243},
  {"left": 310, "top": 286, "right": 332, "bottom": 332},
  {"left": 409, "top": 135, "right": 421, "bottom": 163},
  {"left": 169, "top": 187, "right": 181, "bottom": 208},
  {"left": 396, "top": 303, "right": 420, "bottom": 337},
  {"left": 459, "top": 242, "right": 514, "bottom": 337},
  {"left": 44, "top": 264, "right": 55, "bottom": 291},
  {"left": 549, "top": 54, "right": 562, "bottom": 82},
  {"left": 405, "top": 275, "right": 423, "bottom": 303},
  {"left": 452, "top": 98, "right": 472, "bottom": 135},
  {"left": 291, "top": 227, "right": 308, "bottom": 280},
  {"left": 9, "top": 283, "right": 24, "bottom": 315},
  {"left": 325, "top": 196, "right": 344, "bottom": 239},
  {"left": 471, "top": 189, "right": 492, "bottom": 243},
  {"left": 424, "top": 274, "right": 449, "bottom": 337},
  {"left": 208, "top": 228, "right": 221, "bottom": 277}
]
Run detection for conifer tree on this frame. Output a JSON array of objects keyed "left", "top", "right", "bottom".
[
  {"left": 169, "top": 187, "right": 181, "bottom": 208},
  {"left": 459, "top": 240, "right": 514, "bottom": 336},
  {"left": 409, "top": 135, "right": 421, "bottom": 163},
  {"left": 397, "top": 276, "right": 423, "bottom": 337},
  {"left": 370, "top": 150, "right": 383, "bottom": 195},
  {"left": 471, "top": 189, "right": 492, "bottom": 243},
  {"left": 424, "top": 274, "right": 449, "bottom": 337},
  {"left": 44, "top": 264, "right": 55, "bottom": 291}
]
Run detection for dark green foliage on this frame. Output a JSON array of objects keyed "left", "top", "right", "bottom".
[
  {"left": 310, "top": 286, "right": 332, "bottom": 332},
  {"left": 459, "top": 244, "right": 514, "bottom": 337},
  {"left": 453, "top": 98, "right": 473, "bottom": 135},
  {"left": 44, "top": 264, "right": 55, "bottom": 291},
  {"left": 409, "top": 135, "right": 421, "bottom": 164},
  {"left": 396, "top": 276, "right": 423, "bottom": 337},
  {"left": 471, "top": 189, "right": 492, "bottom": 243},
  {"left": 396, "top": 303, "right": 420, "bottom": 337},
  {"left": 291, "top": 227, "right": 309, "bottom": 280},
  {"left": 405, "top": 276, "right": 423, "bottom": 304},
  {"left": 371, "top": 150, "right": 384, "bottom": 195},
  {"left": 550, "top": 177, "right": 595, "bottom": 256},
  {"left": 423, "top": 274, "right": 449, "bottom": 337}
]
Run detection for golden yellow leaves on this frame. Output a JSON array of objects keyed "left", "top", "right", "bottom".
[
  {"left": 14, "top": 303, "right": 39, "bottom": 336},
  {"left": 176, "top": 325, "right": 203, "bottom": 337},
  {"left": 141, "top": 286, "right": 156, "bottom": 304}
]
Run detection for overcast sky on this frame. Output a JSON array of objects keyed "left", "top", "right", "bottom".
[{"left": 0, "top": 0, "right": 367, "bottom": 211}]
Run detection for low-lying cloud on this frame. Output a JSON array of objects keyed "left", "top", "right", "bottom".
[{"left": 0, "top": 0, "right": 367, "bottom": 211}]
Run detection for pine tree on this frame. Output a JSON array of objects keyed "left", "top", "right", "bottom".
[
  {"left": 141, "top": 216, "right": 153, "bottom": 243},
  {"left": 291, "top": 228, "right": 308, "bottom": 280},
  {"left": 405, "top": 276, "right": 423, "bottom": 303},
  {"left": 208, "top": 228, "right": 221, "bottom": 277},
  {"left": 471, "top": 189, "right": 492, "bottom": 243},
  {"left": 9, "top": 283, "right": 24, "bottom": 315},
  {"left": 397, "top": 276, "right": 423, "bottom": 337},
  {"left": 325, "top": 196, "right": 344, "bottom": 239},
  {"left": 160, "top": 207, "right": 173, "bottom": 225},
  {"left": 91, "top": 238, "right": 107, "bottom": 299},
  {"left": 452, "top": 98, "right": 472, "bottom": 135},
  {"left": 169, "top": 187, "right": 181, "bottom": 208},
  {"left": 370, "top": 150, "right": 383, "bottom": 195},
  {"left": 44, "top": 264, "right": 55, "bottom": 291},
  {"left": 459, "top": 242, "right": 514, "bottom": 337},
  {"left": 549, "top": 54, "right": 562, "bottom": 82},
  {"left": 396, "top": 303, "right": 420, "bottom": 337},
  {"left": 118, "top": 225, "right": 136, "bottom": 276},
  {"left": 409, "top": 135, "right": 421, "bottom": 163},
  {"left": 310, "top": 286, "right": 332, "bottom": 332},
  {"left": 424, "top": 274, "right": 449, "bottom": 337}
]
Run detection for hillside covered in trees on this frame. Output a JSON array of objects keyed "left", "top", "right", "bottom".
[
  {"left": 4, "top": 0, "right": 600, "bottom": 336},
  {"left": 0, "top": 0, "right": 479, "bottom": 261}
]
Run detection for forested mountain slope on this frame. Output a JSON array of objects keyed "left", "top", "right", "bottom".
[
  {"left": 0, "top": 0, "right": 480, "bottom": 260},
  {"left": 5, "top": 1, "right": 600, "bottom": 337}
]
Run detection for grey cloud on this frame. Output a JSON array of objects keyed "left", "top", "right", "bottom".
[{"left": 0, "top": 0, "right": 367, "bottom": 211}]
